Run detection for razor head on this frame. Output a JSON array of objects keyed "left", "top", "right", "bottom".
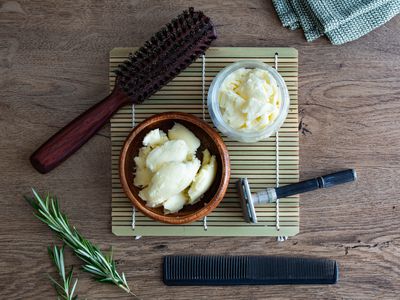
[{"left": 236, "top": 178, "right": 257, "bottom": 224}]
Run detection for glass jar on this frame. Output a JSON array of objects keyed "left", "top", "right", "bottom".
[{"left": 207, "top": 60, "right": 290, "bottom": 143}]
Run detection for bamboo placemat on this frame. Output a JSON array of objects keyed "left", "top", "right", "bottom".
[{"left": 110, "top": 47, "right": 299, "bottom": 237}]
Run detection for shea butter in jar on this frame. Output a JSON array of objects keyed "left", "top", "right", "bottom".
[{"left": 208, "top": 60, "right": 290, "bottom": 143}]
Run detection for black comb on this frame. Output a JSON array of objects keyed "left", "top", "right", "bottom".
[
  {"left": 163, "top": 255, "right": 339, "bottom": 285},
  {"left": 30, "top": 7, "right": 217, "bottom": 174}
]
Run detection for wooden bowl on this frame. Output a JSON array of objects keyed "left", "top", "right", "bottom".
[{"left": 119, "top": 112, "right": 230, "bottom": 224}]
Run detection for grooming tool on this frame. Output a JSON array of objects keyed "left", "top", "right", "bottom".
[
  {"left": 163, "top": 255, "right": 339, "bottom": 285},
  {"left": 237, "top": 169, "right": 357, "bottom": 223},
  {"left": 30, "top": 8, "right": 217, "bottom": 174}
]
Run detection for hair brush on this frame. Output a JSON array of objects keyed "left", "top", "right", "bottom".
[{"left": 30, "top": 7, "right": 217, "bottom": 174}]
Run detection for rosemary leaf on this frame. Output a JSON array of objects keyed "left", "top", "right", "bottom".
[
  {"left": 27, "top": 189, "right": 136, "bottom": 297},
  {"left": 48, "top": 245, "right": 79, "bottom": 300}
]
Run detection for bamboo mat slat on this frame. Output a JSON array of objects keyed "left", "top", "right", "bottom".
[{"left": 110, "top": 47, "right": 299, "bottom": 237}]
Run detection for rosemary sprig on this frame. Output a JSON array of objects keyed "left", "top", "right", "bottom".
[
  {"left": 26, "top": 189, "right": 135, "bottom": 297},
  {"left": 48, "top": 245, "right": 79, "bottom": 300}
]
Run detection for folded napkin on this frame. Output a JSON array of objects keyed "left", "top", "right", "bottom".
[{"left": 273, "top": 0, "right": 400, "bottom": 44}]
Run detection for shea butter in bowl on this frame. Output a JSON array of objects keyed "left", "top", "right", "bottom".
[
  {"left": 119, "top": 112, "right": 230, "bottom": 224},
  {"left": 208, "top": 60, "right": 290, "bottom": 143}
]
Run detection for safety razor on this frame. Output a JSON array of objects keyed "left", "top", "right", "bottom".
[{"left": 236, "top": 169, "right": 357, "bottom": 223}]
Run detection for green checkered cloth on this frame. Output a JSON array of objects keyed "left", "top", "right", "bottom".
[{"left": 273, "top": 0, "right": 400, "bottom": 44}]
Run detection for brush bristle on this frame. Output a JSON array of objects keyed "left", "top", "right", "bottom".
[{"left": 114, "top": 7, "right": 217, "bottom": 103}]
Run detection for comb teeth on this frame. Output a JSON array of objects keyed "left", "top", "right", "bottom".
[
  {"left": 115, "top": 7, "right": 217, "bottom": 103},
  {"left": 163, "top": 255, "right": 339, "bottom": 285}
]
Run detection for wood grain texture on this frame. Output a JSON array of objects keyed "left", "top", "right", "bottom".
[
  {"left": 0, "top": 0, "right": 399, "bottom": 299},
  {"left": 30, "top": 86, "right": 129, "bottom": 173}
]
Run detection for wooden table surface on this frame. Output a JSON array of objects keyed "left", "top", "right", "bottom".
[{"left": 1, "top": 1, "right": 399, "bottom": 299}]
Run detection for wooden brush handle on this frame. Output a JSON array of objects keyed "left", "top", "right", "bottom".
[{"left": 31, "top": 88, "right": 129, "bottom": 173}]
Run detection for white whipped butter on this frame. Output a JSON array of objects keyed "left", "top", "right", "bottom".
[
  {"left": 218, "top": 68, "right": 281, "bottom": 131},
  {"left": 134, "top": 124, "right": 217, "bottom": 214}
]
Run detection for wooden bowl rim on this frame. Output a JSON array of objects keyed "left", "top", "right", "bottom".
[{"left": 119, "top": 111, "right": 230, "bottom": 224}]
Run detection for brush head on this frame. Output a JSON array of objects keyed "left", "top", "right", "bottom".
[
  {"left": 114, "top": 7, "right": 217, "bottom": 104},
  {"left": 236, "top": 178, "right": 257, "bottom": 224}
]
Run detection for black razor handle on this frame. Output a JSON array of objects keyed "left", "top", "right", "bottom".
[
  {"left": 164, "top": 255, "right": 339, "bottom": 285},
  {"left": 276, "top": 169, "right": 357, "bottom": 199}
]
